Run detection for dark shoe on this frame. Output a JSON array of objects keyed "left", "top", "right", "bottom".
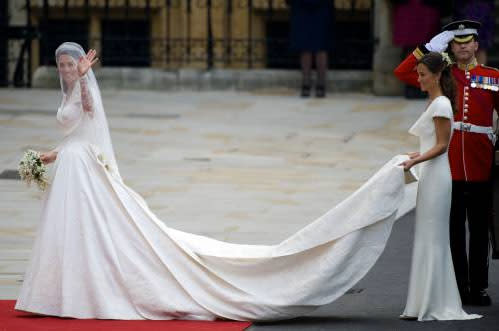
[
  {"left": 399, "top": 315, "right": 417, "bottom": 321},
  {"left": 301, "top": 84, "right": 311, "bottom": 98},
  {"left": 470, "top": 289, "right": 492, "bottom": 306},
  {"left": 315, "top": 85, "right": 326, "bottom": 98}
]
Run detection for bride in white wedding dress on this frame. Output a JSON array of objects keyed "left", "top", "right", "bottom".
[{"left": 17, "top": 42, "right": 417, "bottom": 321}]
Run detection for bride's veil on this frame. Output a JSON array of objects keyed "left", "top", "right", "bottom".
[{"left": 55, "top": 42, "right": 120, "bottom": 179}]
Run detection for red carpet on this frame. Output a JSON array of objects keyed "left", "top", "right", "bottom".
[{"left": 1, "top": 301, "right": 252, "bottom": 331}]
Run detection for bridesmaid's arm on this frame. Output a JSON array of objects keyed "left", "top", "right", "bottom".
[{"left": 400, "top": 117, "right": 451, "bottom": 170}]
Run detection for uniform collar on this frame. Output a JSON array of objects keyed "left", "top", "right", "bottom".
[{"left": 456, "top": 58, "right": 478, "bottom": 71}]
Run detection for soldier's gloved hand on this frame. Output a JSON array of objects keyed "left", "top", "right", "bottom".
[{"left": 425, "top": 31, "right": 455, "bottom": 53}]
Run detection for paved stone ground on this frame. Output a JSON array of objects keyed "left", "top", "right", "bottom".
[{"left": 0, "top": 88, "right": 497, "bottom": 330}]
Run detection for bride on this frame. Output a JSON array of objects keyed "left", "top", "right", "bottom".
[{"left": 16, "top": 42, "right": 419, "bottom": 321}]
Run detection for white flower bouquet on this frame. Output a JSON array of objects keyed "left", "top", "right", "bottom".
[{"left": 18, "top": 150, "right": 49, "bottom": 191}]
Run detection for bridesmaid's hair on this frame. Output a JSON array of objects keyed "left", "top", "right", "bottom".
[{"left": 418, "top": 52, "right": 456, "bottom": 113}]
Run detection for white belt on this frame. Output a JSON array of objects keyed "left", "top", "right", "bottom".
[{"left": 453, "top": 121, "right": 496, "bottom": 144}]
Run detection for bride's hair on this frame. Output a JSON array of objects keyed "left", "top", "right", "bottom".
[
  {"left": 56, "top": 49, "right": 80, "bottom": 63},
  {"left": 418, "top": 52, "right": 456, "bottom": 113}
]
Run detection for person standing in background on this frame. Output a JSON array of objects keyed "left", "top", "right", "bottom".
[
  {"left": 391, "top": 0, "right": 443, "bottom": 98},
  {"left": 286, "top": 0, "right": 334, "bottom": 98}
]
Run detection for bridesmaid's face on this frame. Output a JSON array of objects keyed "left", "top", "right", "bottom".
[
  {"left": 57, "top": 54, "right": 78, "bottom": 85},
  {"left": 416, "top": 63, "right": 438, "bottom": 92}
]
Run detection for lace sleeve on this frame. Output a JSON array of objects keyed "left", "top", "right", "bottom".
[{"left": 80, "top": 76, "right": 94, "bottom": 116}]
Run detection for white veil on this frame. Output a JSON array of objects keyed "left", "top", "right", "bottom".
[{"left": 55, "top": 42, "right": 120, "bottom": 179}]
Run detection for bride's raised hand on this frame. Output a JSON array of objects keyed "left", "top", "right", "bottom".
[{"left": 77, "top": 49, "right": 99, "bottom": 77}]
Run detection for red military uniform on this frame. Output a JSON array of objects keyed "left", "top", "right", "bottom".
[{"left": 394, "top": 49, "right": 499, "bottom": 182}]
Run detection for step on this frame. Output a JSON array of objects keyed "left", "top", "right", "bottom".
[{"left": 32, "top": 66, "right": 373, "bottom": 93}]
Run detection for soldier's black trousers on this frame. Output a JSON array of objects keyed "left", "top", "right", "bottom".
[{"left": 450, "top": 181, "right": 491, "bottom": 295}]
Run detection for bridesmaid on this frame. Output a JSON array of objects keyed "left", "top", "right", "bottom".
[{"left": 397, "top": 52, "right": 481, "bottom": 321}]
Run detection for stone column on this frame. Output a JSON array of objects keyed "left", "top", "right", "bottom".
[
  {"left": 0, "top": 1, "right": 7, "bottom": 86},
  {"left": 372, "top": 0, "right": 403, "bottom": 96}
]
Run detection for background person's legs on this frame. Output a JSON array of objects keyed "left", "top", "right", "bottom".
[
  {"left": 315, "top": 51, "right": 328, "bottom": 98},
  {"left": 300, "top": 52, "right": 312, "bottom": 97}
]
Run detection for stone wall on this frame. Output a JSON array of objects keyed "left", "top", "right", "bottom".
[
  {"left": 10, "top": 0, "right": 397, "bottom": 94},
  {"left": 33, "top": 66, "right": 372, "bottom": 92}
]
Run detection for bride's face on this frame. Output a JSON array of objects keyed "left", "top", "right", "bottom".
[
  {"left": 416, "top": 63, "right": 438, "bottom": 92},
  {"left": 57, "top": 54, "right": 78, "bottom": 85}
]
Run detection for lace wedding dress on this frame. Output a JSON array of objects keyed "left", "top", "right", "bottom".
[{"left": 16, "top": 42, "right": 418, "bottom": 321}]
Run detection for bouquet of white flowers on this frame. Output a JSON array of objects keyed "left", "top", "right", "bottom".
[{"left": 18, "top": 150, "right": 49, "bottom": 191}]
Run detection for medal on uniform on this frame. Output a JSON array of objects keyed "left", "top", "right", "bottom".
[
  {"left": 471, "top": 75, "right": 477, "bottom": 88},
  {"left": 470, "top": 75, "right": 498, "bottom": 91},
  {"left": 492, "top": 77, "right": 499, "bottom": 92},
  {"left": 489, "top": 77, "right": 498, "bottom": 92}
]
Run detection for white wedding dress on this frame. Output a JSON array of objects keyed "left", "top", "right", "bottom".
[
  {"left": 401, "top": 96, "right": 480, "bottom": 321},
  {"left": 15, "top": 111, "right": 416, "bottom": 320},
  {"left": 15, "top": 43, "right": 418, "bottom": 322}
]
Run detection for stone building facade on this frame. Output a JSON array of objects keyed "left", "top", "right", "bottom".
[{"left": 1, "top": 0, "right": 421, "bottom": 94}]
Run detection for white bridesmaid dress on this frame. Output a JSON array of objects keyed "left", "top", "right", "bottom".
[{"left": 401, "top": 95, "right": 481, "bottom": 321}]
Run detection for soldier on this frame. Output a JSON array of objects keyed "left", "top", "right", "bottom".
[{"left": 394, "top": 20, "right": 499, "bottom": 306}]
